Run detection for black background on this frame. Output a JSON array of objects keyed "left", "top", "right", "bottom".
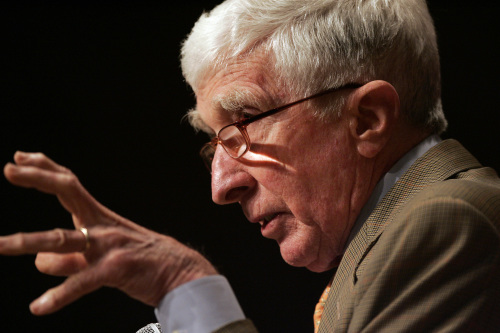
[{"left": 1, "top": 2, "right": 499, "bottom": 332}]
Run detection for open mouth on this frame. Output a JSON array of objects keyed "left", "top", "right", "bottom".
[{"left": 261, "top": 213, "right": 279, "bottom": 228}]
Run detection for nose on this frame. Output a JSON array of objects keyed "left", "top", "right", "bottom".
[{"left": 211, "top": 146, "right": 256, "bottom": 205}]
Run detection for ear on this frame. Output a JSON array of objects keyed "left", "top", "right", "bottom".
[{"left": 348, "top": 80, "right": 400, "bottom": 158}]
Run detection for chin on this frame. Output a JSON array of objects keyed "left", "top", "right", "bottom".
[
  {"left": 279, "top": 247, "right": 337, "bottom": 272},
  {"left": 306, "top": 260, "right": 339, "bottom": 273},
  {"left": 279, "top": 247, "right": 309, "bottom": 268},
  {"left": 281, "top": 255, "right": 336, "bottom": 272},
  {"left": 278, "top": 235, "right": 340, "bottom": 272}
]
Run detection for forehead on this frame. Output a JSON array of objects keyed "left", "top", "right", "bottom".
[{"left": 192, "top": 54, "right": 284, "bottom": 132}]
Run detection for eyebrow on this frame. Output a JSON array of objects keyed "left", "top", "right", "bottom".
[
  {"left": 187, "top": 88, "right": 271, "bottom": 134},
  {"left": 213, "top": 89, "right": 264, "bottom": 114}
]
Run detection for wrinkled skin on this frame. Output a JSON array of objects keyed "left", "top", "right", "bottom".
[
  {"left": 195, "top": 55, "right": 373, "bottom": 272},
  {"left": 1, "top": 151, "right": 216, "bottom": 315}
]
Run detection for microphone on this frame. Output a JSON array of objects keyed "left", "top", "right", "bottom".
[{"left": 136, "top": 323, "right": 162, "bottom": 333}]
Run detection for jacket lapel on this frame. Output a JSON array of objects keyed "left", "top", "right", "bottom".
[{"left": 318, "top": 139, "right": 481, "bottom": 332}]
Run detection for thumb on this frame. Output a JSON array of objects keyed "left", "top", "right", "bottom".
[{"left": 29, "top": 269, "right": 101, "bottom": 315}]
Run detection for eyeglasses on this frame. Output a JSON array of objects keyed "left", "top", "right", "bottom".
[{"left": 200, "top": 82, "right": 362, "bottom": 172}]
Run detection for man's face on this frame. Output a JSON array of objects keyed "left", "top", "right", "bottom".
[{"left": 195, "top": 54, "right": 364, "bottom": 272}]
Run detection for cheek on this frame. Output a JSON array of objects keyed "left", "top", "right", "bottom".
[
  {"left": 250, "top": 117, "right": 356, "bottom": 218},
  {"left": 282, "top": 116, "right": 348, "bottom": 168},
  {"left": 292, "top": 129, "right": 354, "bottom": 192},
  {"left": 288, "top": 140, "right": 357, "bottom": 228}
]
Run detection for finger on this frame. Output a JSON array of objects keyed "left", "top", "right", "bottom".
[
  {"left": 3, "top": 163, "right": 94, "bottom": 218},
  {"left": 0, "top": 229, "right": 88, "bottom": 255},
  {"left": 4, "top": 163, "right": 76, "bottom": 196},
  {"left": 29, "top": 271, "right": 101, "bottom": 315},
  {"left": 36, "top": 252, "right": 88, "bottom": 276},
  {"left": 13, "top": 151, "right": 69, "bottom": 173}
]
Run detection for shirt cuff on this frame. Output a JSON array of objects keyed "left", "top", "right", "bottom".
[{"left": 155, "top": 275, "right": 245, "bottom": 333}]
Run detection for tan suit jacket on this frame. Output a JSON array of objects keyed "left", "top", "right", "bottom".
[
  {"left": 215, "top": 139, "right": 500, "bottom": 332},
  {"left": 319, "top": 139, "right": 500, "bottom": 332}
]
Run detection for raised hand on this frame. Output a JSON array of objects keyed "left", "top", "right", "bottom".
[{"left": 1, "top": 152, "right": 217, "bottom": 315}]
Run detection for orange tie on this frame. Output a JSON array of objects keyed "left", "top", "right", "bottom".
[{"left": 314, "top": 280, "right": 332, "bottom": 333}]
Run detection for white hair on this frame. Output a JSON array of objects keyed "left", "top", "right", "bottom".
[{"left": 181, "top": 0, "right": 447, "bottom": 134}]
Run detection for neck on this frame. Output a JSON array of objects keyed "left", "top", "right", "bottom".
[
  {"left": 378, "top": 125, "right": 431, "bottom": 176},
  {"left": 348, "top": 126, "right": 431, "bottom": 230}
]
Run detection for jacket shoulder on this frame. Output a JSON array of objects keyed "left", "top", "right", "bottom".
[{"left": 402, "top": 166, "right": 500, "bottom": 228}]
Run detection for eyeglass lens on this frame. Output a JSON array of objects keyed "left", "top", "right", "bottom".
[
  {"left": 219, "top": 125, "right": 248, "bottom": 158},
  {"left": 200, "top": 125, "right": 249, "bottom": 171}
]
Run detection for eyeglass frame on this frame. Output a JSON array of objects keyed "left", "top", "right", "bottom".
[{"left": 200, "top": 82, "right": 363, "bottom": 171}]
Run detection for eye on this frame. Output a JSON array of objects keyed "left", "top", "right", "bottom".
[
  {"left": 232, "top": 110, "right": 254, "bottom": 122},
  {"left": 240, "top": 111, "right": 254, "bottom": 120}
]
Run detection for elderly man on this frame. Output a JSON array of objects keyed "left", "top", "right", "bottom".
[{"left": 2, "top": 0, "right": 500, "bottom": 332}]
